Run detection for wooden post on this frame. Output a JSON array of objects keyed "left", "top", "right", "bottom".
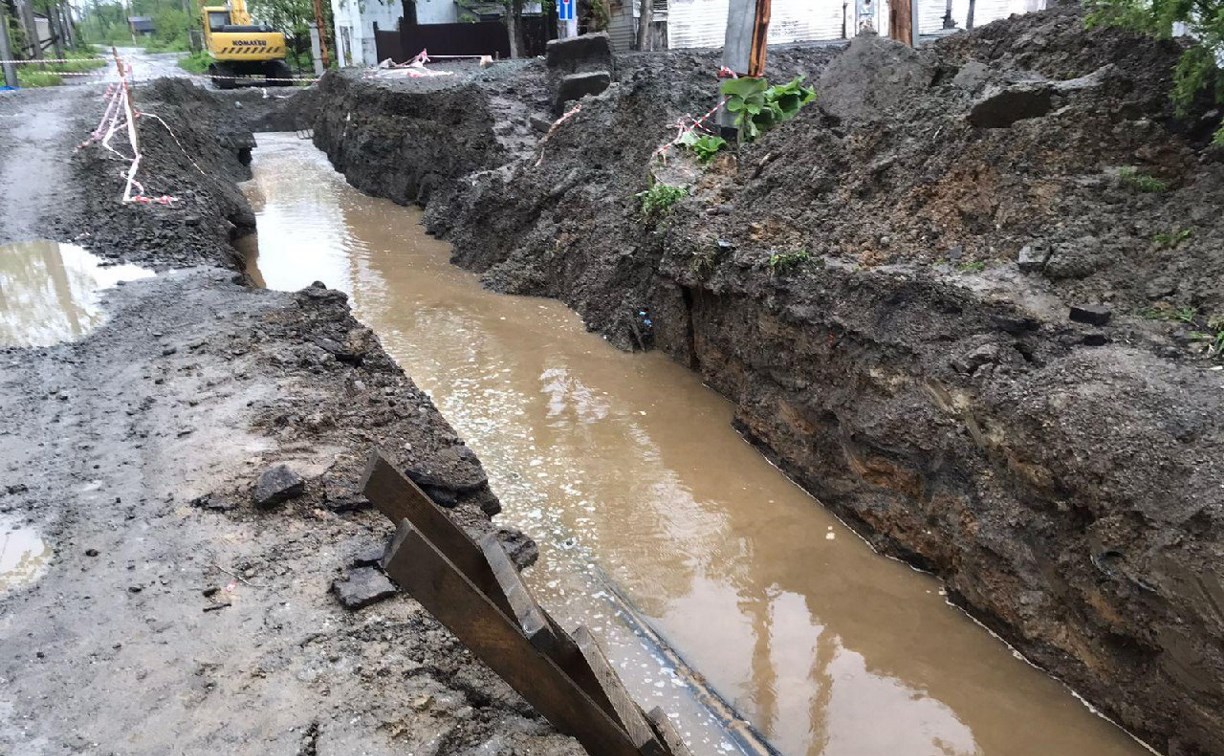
[
  {"left": 18, "top": 0, "right": 41, "bottom": 60},
  {"left": 311, "top": 0, "right": 330, "bottom": 68},
  {"left": 0, "top": 4, "right": 19, "bottom": 87},
  {"left": 888, "top": 0, "right": 911, "bottom": 45}
]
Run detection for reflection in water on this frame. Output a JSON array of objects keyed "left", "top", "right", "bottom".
[
  {"left": 0, "top": 518, "right": 50, "bottom": 593},
  {"left": 242, "top": 134, "right": 1145, "bottom": 755},
  {"left": 0, "top": 240, "right": 154, "bottom": 348}
]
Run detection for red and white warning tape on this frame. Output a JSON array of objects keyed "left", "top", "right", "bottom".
[{"left": 651, "top": 67, "right": 739, "bottom": 163}]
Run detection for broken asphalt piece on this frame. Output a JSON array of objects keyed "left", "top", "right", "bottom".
[
  {"left": 1017, "top": 245, "right": 1050, "bottom": 273},
  {"left": 1083, "top": 332, "right": 1108, "bottom": 346},
  {"left": 544, "top": 32, "right": 613, "bottom": 76},
  {"left": 968, "top": 82, "right": 1054, "bottom": 128},
  {"left": 1069, "top": 305, "right": 1112, "bottom": 327},
  {"left": 351, "top": 542, "right": 388, "bottom": 568},
  {"left": 252, "top": 464, "right": 305, "bottom": 507},
  {"left": 312, "top": 336, "right": 364, "bottom": 365},
  {"left": 554, "top": 71, "right": 611, "bottom": 114},
  {"left": 331, "top": 567, "right": 398, "bottom": 610}
]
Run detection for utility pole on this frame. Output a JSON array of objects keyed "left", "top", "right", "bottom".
[
  {"left": 635, "top": 0, "right": 651, "bottom": 50},
  {"left": 49, "top": 3, "right": 64, "bottom": 60},
  {"left": 0, "top": 3, "right": 19, "bottom": 86},
  {"left": 716, "top": 0, "right": 768, "bottom": 137}
]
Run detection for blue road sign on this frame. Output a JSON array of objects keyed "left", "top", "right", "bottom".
[{"left": 557, "top": 0, "right": 575, "bottom": 21}]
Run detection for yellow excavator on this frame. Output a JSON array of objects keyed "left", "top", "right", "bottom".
[{"left": 199, "top": 0, "right": 293, "bottom": 89}]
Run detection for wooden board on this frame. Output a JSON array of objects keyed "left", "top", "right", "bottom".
[
  {"left": 383, "top": 519, "right": 647, "bottom": 756},
  {"left": 574, "top": 626, "right": 668, "bottom": 755},
  {"left": 362, "top": 449, "right": 514, "bottom": 617},
  {"left": 649, "top": 707, "right": 695, "bottom": 756}
]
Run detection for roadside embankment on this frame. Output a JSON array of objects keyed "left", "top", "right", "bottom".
[
  {"left": 309, "top": 10, "right": 1224, "bottom": 754},
  {"left": 0, "top": 78, "right": 577, "bottom": 753}
]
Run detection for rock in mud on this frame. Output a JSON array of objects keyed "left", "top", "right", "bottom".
[
  {"left": 818, "top": 34, "right": 934, "bottom": 124},
  {"left": 253, "top": 464, "right": 305, "bottom": 507},
  {"left": 1069, "top": 304, "right": 1112, "bottom": 326},
  {"left": 1016, "top": 244, "right": 1049, "bottom": 272},
  {"left": 544, "top": 32, "right": 614, "bottom": 76},
  {"left": 332, "top": 567, "right": 398, "bottom": 609},
  {"left": 554, "top": 71, "right": 612, "bottom": 114}
]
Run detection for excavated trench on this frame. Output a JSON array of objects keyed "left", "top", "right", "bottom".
[{"left": 236, "top": 132, "right": 1149, "bottom": 755}]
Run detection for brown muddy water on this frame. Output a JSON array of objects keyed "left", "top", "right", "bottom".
[
  {"left": 0, "top": 240, "right": 154, "bottom": 348},
  {"left": 240, "top": 133, "right": 1148, "bottom": 756}
]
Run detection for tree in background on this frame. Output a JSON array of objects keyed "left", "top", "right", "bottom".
[
  {"left": 248, "top": 0, "right": 332, "bottom": 70},
  {"left": 1086, "top": 0, "right": 1224, "bottom": 142}
]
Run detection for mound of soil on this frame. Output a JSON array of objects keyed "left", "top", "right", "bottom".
[
  {"left": 65, "top": 79, "right": 258, "bottom": 271},
  {"left": 310, "top": 9, "right": 1224, "bottom": 754}
]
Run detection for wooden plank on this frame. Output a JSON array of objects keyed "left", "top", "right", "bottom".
[
  {"left": 361, "top": 449, "right": 513, "bottom": 616},
  {"left": 573, "top": 626, "right": 668, "bottom": 755},
  {"left": 479, "top": 532, "right": 552, "bottom": 644},
  {"left": 648, "top": 707, "right": 695, "bottom": 756},
  {"left": 383, "top": 520, "right": 643, "bottom": 756}
]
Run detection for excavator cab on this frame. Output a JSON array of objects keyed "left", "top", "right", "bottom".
[{"left": 200, "top": 0, "right": 292, "bottom": 88}]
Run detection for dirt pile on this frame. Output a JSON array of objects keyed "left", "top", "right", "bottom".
[
  {"left": 309, "top": 9, "right": 1224, "bottom": 754},
  {"left": 66, "top": 79, "right": 258, "bottom": 271}
]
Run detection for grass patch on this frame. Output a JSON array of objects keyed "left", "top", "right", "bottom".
[
  {"left": 179, "top": 51, "right": 212, "bottom": 75},
  {"left": 1153, "top": 228, "right": 1192, "bottom": 248},
  {"left": 958, "top": 260, "right": 987, "bottom": 273},
  {"left": 767, "top": 249, "right": 811, "bottom": 275},
  {"left": 1118, "top": 166, "right": 1169, "bottom": 193},
  {"left": 14, "top": 51, "right": 106, "bottom": 88},
  {"left": 637, "top": 183, "right": 687, "bottom": 220}
]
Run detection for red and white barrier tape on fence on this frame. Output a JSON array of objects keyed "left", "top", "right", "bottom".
[
  {"left": 369, "top": 48, "right": 463, "bottom": 79},
  {"left": 651, "top": 66, "right": 739, "bottom": 163}
]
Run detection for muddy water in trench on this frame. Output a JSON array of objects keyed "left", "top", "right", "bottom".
[{"left": 241, "top": 134, "right": 1144, "bottom": 756}]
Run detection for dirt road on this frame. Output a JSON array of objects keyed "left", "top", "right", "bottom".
[{"left": 0, "top": 81, "right": 578, "bottom": 754}]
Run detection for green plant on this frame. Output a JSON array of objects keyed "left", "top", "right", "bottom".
[
  {"left": 767, "top": 249, "right": 811, "bottom": 275},
  {"left": 179, "top": 50, "right": 213, "bottom": 74},
  {"left": 1086, "top": 0, "right": 1224, "bottom": 143},
  {"left": 1118, "top": 166, "right": 1169, "bottom": 192},
  {"left": 958, "top": 260, "right": 987, "bottom": 273},
  {"left": 637, "top": 183, "right": 688, "bottom": 219},
  {"left": 1153, "top": 228, "right": 1193, "bottom": 248},
  {"left": 678, "top": 131, "right": 727, "bottom": 164},
  {"left": 720, "top": 75, "right": 816, "bottom": 142},
  {"left": 17, "top": 68, "right": 63, "bottom": 87}
]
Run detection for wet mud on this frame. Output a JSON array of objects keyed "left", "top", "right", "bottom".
[{"left": 0, "top": 79, "right": 579, "bottom": 754}]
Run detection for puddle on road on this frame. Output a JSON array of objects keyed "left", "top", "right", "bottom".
[
  {"left": 0, "top": 518, "right": 50, "bottom": 593},
  {"left": 241, "top": 133, "right": 1147, "bottom": 755},
  {"left": 0, "top": 240, "right": 155, "bottom": 348}
]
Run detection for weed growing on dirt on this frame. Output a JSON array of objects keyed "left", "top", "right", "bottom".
[
  {"left": 1119, "top": 166, "right": 1169, "bottom": 193},
  {"left": 179, "top": 51, "right": 213, "bottom": 75},
  {"left": 1144, "top": 304, "right": 1199, "bottom": 323},
  {"left": 767, "top": 249, "right": 811, "bottom": 275},
  {"left": 720, "top": 76, "right": 817, "bottom": 142},
  {"left": 1153, "top": 228, "right": 1192, "bottom": 248},
  {"left": 637, "top": 183, "right": 688, "bottom": 220},
  {"left": 958, "top": 261, "right": 987, "bottom": 273},
  {"left": 15, "top": 51, "right": 105, "bottom": 88},
  {"left": 679, "top": 132, "right": 728, "bottom": 164}
]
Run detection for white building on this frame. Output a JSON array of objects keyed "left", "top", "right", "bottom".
[
  {"left": 611, "top": 0, "right": 1046, "bottom": 51},
  {"left": 331, "top": 0, "right": 459, "bottom": 67}
]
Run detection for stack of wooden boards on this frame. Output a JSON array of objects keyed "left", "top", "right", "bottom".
[{"left": 361, "top": 450, "right": 692, "bottom": 755}]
